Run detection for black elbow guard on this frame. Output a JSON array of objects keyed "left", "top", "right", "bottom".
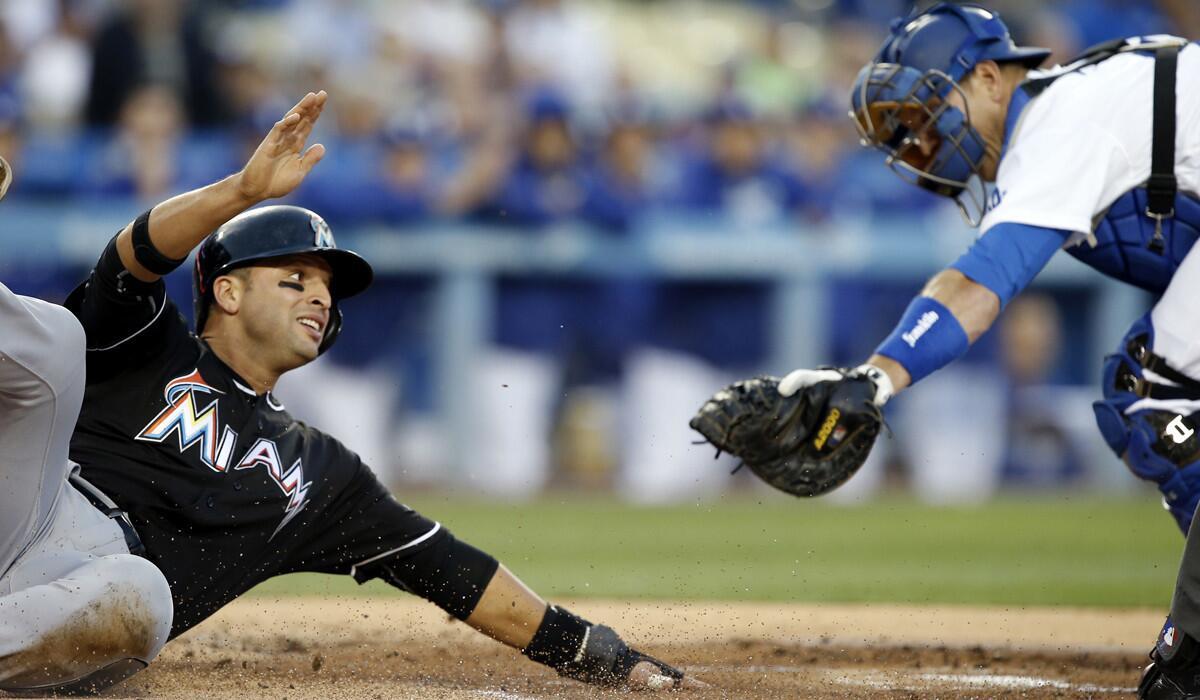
[
  {"left": 129, "top": 209, "right": 186, "bottom": 276},
  {"left": 352, "top": 531, "right": 499, "bottom": 620}
]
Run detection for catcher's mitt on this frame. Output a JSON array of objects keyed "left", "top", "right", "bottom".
[{"left": 689, "top": 369, "right": 883, "bottom": 497}]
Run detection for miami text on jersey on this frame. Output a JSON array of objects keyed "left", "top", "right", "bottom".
[{"left": 136, "top": 369, "right": 312, "bottom": 536}]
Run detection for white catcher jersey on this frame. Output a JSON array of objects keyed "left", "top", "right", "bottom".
[{"left": 982, "top": 40, "right": 1200, "bottom": 238}]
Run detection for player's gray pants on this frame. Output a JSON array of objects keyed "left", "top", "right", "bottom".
[{"left": 0, "top": 282, "right": 172, "bottom": 693}]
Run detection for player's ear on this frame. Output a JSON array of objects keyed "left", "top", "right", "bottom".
[
  {"left": 212, "top": 274, "right": 244, "bottom": 316},
  {"left": 973, "top": 60, "right": 1007, "bottom": 103}
]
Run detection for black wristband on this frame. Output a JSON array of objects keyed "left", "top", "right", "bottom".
[
  {"left": 523, "top": 605, "right": 591, "bottom": 671},
  {"left": 522, "top": 606, "right": 683, "bottom": 687},
  {"left": 130, "top": 209, "right": 185, "bottom": 276}
]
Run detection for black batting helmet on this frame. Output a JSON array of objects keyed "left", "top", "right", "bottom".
[{"left": 193, "top": 205, "right": 373, "bottom": 354}]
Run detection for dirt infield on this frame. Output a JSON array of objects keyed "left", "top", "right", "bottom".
[{"left": 101, "top": 598, "right": 1161, "bottom": 699}]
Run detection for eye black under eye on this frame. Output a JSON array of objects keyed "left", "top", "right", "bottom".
[{"left": 278, "top": 281, "right": 304, "bottom": 292}]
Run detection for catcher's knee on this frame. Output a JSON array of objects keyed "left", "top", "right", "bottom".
[
  {"left": 1095, "top": 400, "right": 1200, "bottom": 534},
  {"left": 0, "top": 554, "right": 173, "bottom": 693},
  {"left": 1094, "top": 315, "right": 1200, "bottom": 534}
]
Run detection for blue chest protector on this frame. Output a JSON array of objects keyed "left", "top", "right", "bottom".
[
  {"left": 1067, "top": 188, "right": 1200, "bottom": 295},
  {"left": 1018, "top": 38, "right": 1200, "bottom": 295}
]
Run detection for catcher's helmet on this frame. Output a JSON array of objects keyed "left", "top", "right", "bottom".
[
  {"left": 850, "top": 3, "right": 1049, "bottom": 220},
  {"left": 193, "top": 205, "right": 373, "bottom": 354}
]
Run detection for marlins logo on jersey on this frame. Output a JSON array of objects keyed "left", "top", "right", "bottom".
[{"left": 136, "top": 369, "right": 312, "bottom": 537}]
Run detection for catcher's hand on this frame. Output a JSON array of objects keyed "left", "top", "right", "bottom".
[{"left": 689, "top": 366, "right": 889, "bottom": 497}]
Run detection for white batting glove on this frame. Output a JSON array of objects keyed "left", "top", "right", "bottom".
[{"left": 778, "top": 364, "right": 894, "bottom": 407}]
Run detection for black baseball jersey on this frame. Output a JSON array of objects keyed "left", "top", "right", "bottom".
[{"left": 66, "top": 239, "right": 447, "bottom": 638}]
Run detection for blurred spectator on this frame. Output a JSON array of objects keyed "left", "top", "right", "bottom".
[
  {"left": 1000, "top": 294, "right": 1063, "bottom": 387},
  {"left": 580, "top": 106, "right": 662, "bottom": 233},
  {"left": 998, "top": 293, "right": 1086, "bottom": 487},
  {"left": 16, "top": 1, "right": 92, "bottom": 130},
  {"left": 86, "top": 0, "right": 228, "bottom": 126},
  {"left": 380, "top": 0, "right": 490, "bottom": 67},
  {"left": 297, "top": 121, "right": 443, "bottom": 228},
  {"left": 85, "top": 84, "right": 187, "bottom": 201},
  {"left": 481, "top": 87, "right": 588, "bottom": 226},
  {"left": 503, "top": 0, "right": 616, "bottom": 112},
  {"left": 729, "top": 20, "right": 821, "bottom": 119},
  {"left": 376, "top": 127, "right": 438, "bottom": 224},
  {"left": 282, "top": 0, "right": 379, "bottom": 77},
  {"left": 0, "top": 18, "right": 18, "bottom": 106},
  {"left": 785, "top": 97, "right": 857, "bottom": 222},
  {"left": 674, "top": 99, "right": 806, "bottom": 227},
  {"left": 0, "top": 98, "right": 21, "bottom": 180},
  {"left": 1052, "top": 0, "right": 1173, "bottom": 49}
]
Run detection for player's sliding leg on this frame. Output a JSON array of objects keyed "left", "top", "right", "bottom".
[
  {"left": 0, "top": 549, "right": 173, "bottom": 692},
  {"left": 0, "top": 283, "right": 88, "bottom": 577},
  {"left": 0, "top": 281, "right": 173, "bottom": 692}
]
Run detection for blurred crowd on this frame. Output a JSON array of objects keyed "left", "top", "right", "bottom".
[
  {"left": 0, "top": 0, "right": 1189, "bottom": 499},
  {"left": 2, "top": 0, "right": 1195, "bottom": 229}
]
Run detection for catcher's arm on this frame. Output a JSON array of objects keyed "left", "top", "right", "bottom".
[
  {"left": 783, "top": 267, "right": 1000, "bottom": 400},
  {"left": 691, "top": 270, "right": 999, "bottom": 498},
  {"left": 855, "top": 268, "right": 1000, "bottom": 397},
  {"left": 854, "top": 221, "right": 1067, "bottom": 396},
  {"left": 467, "top": 565, "right": 706, "bottom": 690},
  {"left": 115, "top": 91, "right": 328, "bottom": 283}
]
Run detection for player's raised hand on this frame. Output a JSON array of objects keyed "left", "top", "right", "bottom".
[{"left": 237, "top": 91, "right": 327, "bottom": 202}]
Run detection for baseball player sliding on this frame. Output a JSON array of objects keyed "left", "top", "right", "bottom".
[
  {"left": 0, "top": 93, "right": 701, "bottom": 693},
  {"left": 691, "top": 4, "right": 1199, "bottom": 698}
]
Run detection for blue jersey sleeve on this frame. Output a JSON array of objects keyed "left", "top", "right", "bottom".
[{"left": 950, "top": 222, "right": 1069, "bottom": 308}]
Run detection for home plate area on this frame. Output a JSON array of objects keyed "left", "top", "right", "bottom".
[{"left": 101, "top": 598, "right": 1155, "bottom": 699}]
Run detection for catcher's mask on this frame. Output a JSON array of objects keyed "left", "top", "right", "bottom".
[
  {"left": 193, "top": 205, "right": 374, "bottom": 355},
  {"left": 850, "top": 3, "right": 1049, "bottom": 224}
]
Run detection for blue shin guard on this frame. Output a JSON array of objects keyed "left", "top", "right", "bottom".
[{"left": 1093, "top": 315, "right": 1200, "bottom": 534}]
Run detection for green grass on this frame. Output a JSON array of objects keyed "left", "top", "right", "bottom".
[{"left": 250, "top": 493, "right": 1183, "bottom": 607}]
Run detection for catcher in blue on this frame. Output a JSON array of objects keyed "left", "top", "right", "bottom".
[
  {"left": 689, "top": 4, "right": 1200, "bottom": 698},
  {"left": 0, "top": 93, "right": 701, "bottom": 693}
]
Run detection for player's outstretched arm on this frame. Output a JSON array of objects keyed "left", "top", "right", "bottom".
[
  {"left": 858, "top": 268, "right": 1001, "bottom": 397},
  {"left": 114, "top": 91, "right": 328, "bottom": 283},
  {"left": 689, "top": 269, "right": 1000, "bottom": 500},
  {"left": 465, "top": 564, "right": 706, "bottom": 690},
  {"left": 691, "top": 224, "right": 1065, "bottom": 499}
]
